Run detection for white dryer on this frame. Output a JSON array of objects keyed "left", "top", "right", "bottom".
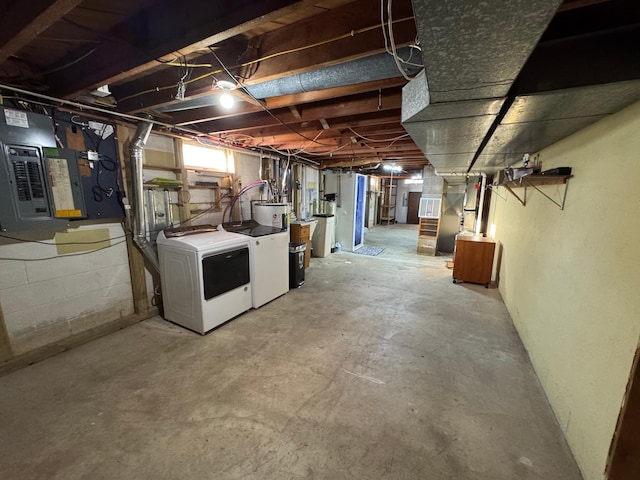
[{"left": 157, "top": 227, "right": 252, "bottom": 334}]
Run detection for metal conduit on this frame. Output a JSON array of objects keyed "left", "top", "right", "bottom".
[{"left": 130, "top": 120, "right": 159, "bottom": 272}]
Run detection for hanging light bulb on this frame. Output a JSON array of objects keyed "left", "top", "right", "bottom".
[
  {"left": 215, "top": 80, "right": 236, "bottom": 109},
  {"left": 219, "top": 91, "right": 235, "bottom": 109}
]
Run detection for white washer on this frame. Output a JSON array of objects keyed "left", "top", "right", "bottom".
[
  {"left": 222, "top": 221, "right": 289, "bottom": 308},
  {"left": 157, "top": 229, "right": 252, "bottom": 334}
]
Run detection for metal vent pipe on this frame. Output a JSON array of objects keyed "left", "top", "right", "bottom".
[{"left": 130, "top": 120, "right": 159, "bottom": 272}]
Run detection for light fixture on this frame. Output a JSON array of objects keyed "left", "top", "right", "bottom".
[
  {"left": 219, "top": 91, "right": 234, "bottom": 109},
  {"left": 216, "top": 80, "right": 236, "bottom": 109},
  {"left": 382, "top": 164, "right": 402, "bottom": 173}
]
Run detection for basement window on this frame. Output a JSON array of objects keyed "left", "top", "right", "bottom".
[{"left": 182, "top": 143, "right": 234, "bottom": 173}]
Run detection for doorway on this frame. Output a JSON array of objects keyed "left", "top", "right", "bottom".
[{"left": 406, "top": 192, "right": 421, "bottom": 224}]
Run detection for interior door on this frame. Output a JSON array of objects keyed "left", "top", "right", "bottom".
[
  {"left": 354, "top": 175, "right": 366, "bottom": 247},
  {"left": 406, "top": 192, "right": 421, "bottom": 224}
]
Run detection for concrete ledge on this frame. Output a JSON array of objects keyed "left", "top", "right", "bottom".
[{"left": 0, "top": 308, "right": 158, "bottom": 377}]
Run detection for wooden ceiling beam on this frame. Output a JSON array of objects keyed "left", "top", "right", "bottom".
[
  {"left": 299, "top": 141, "right": 419, "bottom": 155},
  {"left": 166, "top": 78, "right": 405, "bottom": 125},
  {"left": 198, "top": 90, "right": 403, "bottom": 134},
  {"left": 320, "top": 157, "right": 428, "bottom": 169},
  {"left": 237, "top": 124, "right": 409, "bottom": 146},
  {"left": 216, "top": 109, "right": 405, "bottom": 140},
  {"left": 0, "top": 0, "right": 83, "bottom": 64},
  {"left": 265, "top": 78, "right": 407, "bottom": 109},
  {"left": 239, "top": 0, "right": 416, "bottom": 85},
  {"left": 111, "top": 0, "right": 415, "bottom": 113},
  {"left": 45, "top": 0, "right": 308, "bottom": 97}
]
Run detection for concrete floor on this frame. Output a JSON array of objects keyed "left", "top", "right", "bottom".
[{"left": 0, "top": 225, "right": 583, "bottom": 479}]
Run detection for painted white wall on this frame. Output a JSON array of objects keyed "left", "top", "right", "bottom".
[
  {"left": 395, "top": 180, "right": 424, "bottom": 223},
  {"left": 487, "top": 101, "right": 640, "bottom": 480},
  {"left": 0, "top": 223, "right": 134, "bottom": 355}
]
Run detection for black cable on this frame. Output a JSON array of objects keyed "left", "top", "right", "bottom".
[
  {"left": 0, "top": 232, "right": 127, "bottom": 245},
  {"left": 208, "top": 47, "right": 338, "bottom": 148},
  {"left": 0, "top": 240, "right": 127, "bottom": 262}
]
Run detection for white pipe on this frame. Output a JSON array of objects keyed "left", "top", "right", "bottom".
[{"left": 475, "top": 173, "right": 487, "bottom": 235}]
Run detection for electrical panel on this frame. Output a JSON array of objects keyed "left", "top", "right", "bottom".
[
  {"left": 0, "top": 107, "right": 86, "bottom": 231},
  {"left": 0, "top": 106, "right": 126, "bottom": 231}
]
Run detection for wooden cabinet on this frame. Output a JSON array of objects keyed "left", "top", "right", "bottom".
[
  {"left": 452, "top": 236, "right": 495, "bottom": 287},
  {"left": 290, "top": 224, "right": 311, "bottom": 269}
]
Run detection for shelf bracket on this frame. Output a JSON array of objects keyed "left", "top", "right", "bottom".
[
  {"left": 487, "top": 184, "right": 507, "bottom": 202},
  {"left": 522, "top": 179, "right": 570, "bottom": 210},
  {"left": 504, "top": 184, "right": 526, "bottom": 206}
]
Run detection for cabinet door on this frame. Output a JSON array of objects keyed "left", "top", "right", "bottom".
[{"left": 290, "top": 224, "right": 311, "bottom": 268}]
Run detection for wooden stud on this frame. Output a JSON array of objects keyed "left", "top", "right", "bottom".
[
  {"left": 173, "top": 137, "right": 192, "bottom": 222},
  {"left": 606, "top": 342, "right": 640, "bottom": 479},
  {"left": 0, "top": 303, "right": 13, "bottom": 362},
  {"left": 115, "top": 123, "right": 149, "bottom": 314}
]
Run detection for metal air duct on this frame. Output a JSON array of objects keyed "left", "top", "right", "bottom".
[
  {"left": 158, "top": 48, "right": 422, "bottom": 112},
  {"left": 130, "top": 120, "right": 159, "bottom": 272}
]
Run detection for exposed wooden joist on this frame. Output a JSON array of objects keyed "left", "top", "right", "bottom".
[
  {"left": 199, "top": 90, "right": 403, "bottom": 134},
  {"left": 320, "top": 157, "right": 427, "bottom": 169},
  {"left": 0, "top": 0, "right": 83, "bottom": 64},
  {"left": 112, "top": 0, "right": 415, "bottom": 113},
  {"left": 46, "top": 0, "right": 308, "bottom": 97},
  {"left": 218, "top": 109, "right": 405, "bottom": 140},
  {"left": 237, "top": 124, "right": 409, "bottom": 147},
  {"left": 288, "top": 105, "right": 302, "bottom": 119},
  {"left": 166, "top": 78, "right": 406, "bottom": 126},
  {"left": 300, "top": 141, "right": 420, "bottom": 155},
  {"left": 238, "top": 0, "right": 416, "bottom": 85}
]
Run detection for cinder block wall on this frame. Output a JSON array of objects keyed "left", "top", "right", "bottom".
[{"left": 0, "top": 224, "right": 134, "bottom": 355}]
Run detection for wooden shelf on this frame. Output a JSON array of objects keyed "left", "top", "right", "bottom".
[
  {"left": 143, "top": 164, "right": 181, "bottom": 173},
  {"left": 188, "top": 185, "right": 220, "bottom": 190},
  {"left": 418, "top": 217, "right": 439, "bottom": 238},
  {"left": 143, "top": 182, "right": 182, "bottom": 189},
  {"left": 417, "top": 217, "right": 440, "bottom": 255},
  {"left": 499, "top": 173, "right": 573, "bottom": 210},
  {"left": 380, "top": 177, "right": 397, "bottom": 225},
  {"left": 504, "top": 174, "right": 572, "bottom": 188}
]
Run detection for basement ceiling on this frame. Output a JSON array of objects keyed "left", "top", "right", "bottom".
[{"left": 0, "top": 0, "right": 638, "bottom": 178}]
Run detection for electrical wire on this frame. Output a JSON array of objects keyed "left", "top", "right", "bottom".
[
  {"left": 224, "top": 180, "right": 268, "bottom": 222},
  {"left": 347, "top": 127, "right": 409, "bottom": 142},
  {"left": 0, "top": 239, "right": 127, "bottom": 262},
  {"left": 381, "top": 0, "right": 423, "bottom": 71},
  {"left": 208, "top": 48, "right": 339, "bottom": 148},
  {"left": 122, "top": 15, "right": 416, "bottom": 106},
  {"left": 0, "top": 232, "right": 127, "bottom": 245},
  {"left": 116, "top": 68, "right": 223, "bottom": 104},
  {"left": 387, "top": 0, "right": 415, "bottom": 81},
  {"left": 31, "top": 48, "right": 98, "bottom": 78}
]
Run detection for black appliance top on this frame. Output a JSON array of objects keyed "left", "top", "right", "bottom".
[
  {"left": 164, "top": 224, "right": 217, "bottom": 237},
  {"left": 222, "top": 220, "right": 285, "bottom": 237}
]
